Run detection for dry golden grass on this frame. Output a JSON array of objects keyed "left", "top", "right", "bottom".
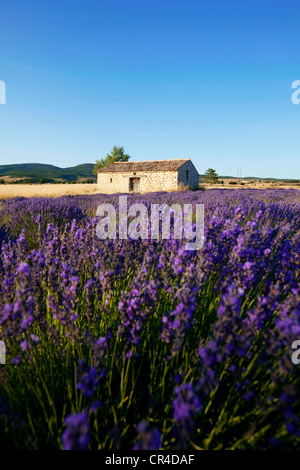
[
  {"left": 0, "top": 182, "right": 299, "bottom": 201},
  {"left": 203, "top": 182, "right": 300, "bottom": 190},
  {"left": 0, "top": 184, "right": 99, "bottom": 199},
  {"left": 170, "top": 182, "right": 190, "bottom": 192}
]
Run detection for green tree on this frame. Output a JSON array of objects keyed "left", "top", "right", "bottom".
[
  {"left": 93, "top": 145, "right": 131, "bottom": 174},
  {"left": 204, "top": 168, "right": 219, "bottom": 184}
]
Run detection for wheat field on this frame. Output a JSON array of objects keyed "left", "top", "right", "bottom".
[
  {"left": 0, "top": 183, "right": 99, "bottom": 199},
  {"left": 0, "top": 182, "right": 299, "bottom": 200}
]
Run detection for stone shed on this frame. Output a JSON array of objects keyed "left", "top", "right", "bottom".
[{"left": 97, "top": 159, "right": 199, "bottom": 193}]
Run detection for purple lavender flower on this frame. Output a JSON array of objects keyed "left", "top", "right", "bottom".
[
  {"left": 62, "top": 411, "right": 90, "bottom": 450},
  {"left": 76, "top": 360, "right": 99, "bottom": 398},
  {"left": 172, "top": 383, "right": 202, "bottom": 449},
  {"left": 132, "top": 420, "right": 162, "bottom": 450}
]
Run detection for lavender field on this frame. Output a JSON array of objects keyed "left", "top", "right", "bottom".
[{"left": 0, "top": 189, "right": 299, "bottom": 450}]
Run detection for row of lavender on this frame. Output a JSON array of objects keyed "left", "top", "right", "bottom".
[{"left": 0, "top": 189, "right": 299, "bottom": 449}]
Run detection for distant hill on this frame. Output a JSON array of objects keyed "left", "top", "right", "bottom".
[
  {"left": 0, "top": 163, "right": 96, "bottom": 183},
  {"left": 199, "top": 174, "right": 300, "bottom": 182},
  {"left": 1, "top": 164, "right": 298, "bottom": 184}
]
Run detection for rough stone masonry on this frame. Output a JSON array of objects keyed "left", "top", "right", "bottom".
[{"left": 97, "top": 159, "right": 199, "bottom": 194}]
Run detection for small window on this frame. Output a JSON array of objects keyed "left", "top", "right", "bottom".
[
  {"left": 186, "top": 170, "right": 190, "bottom": 182},
  {"left": 110, "top": 178, "right": 113, "bottom": 183}
]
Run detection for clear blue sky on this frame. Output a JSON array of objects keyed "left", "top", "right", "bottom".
[{"left": 0, "top": 0, "right": 299, "bottom": 178}]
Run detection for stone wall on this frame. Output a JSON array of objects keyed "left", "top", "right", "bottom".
[
  {"left": 97, "top": 170, "right": 179, "bottom": 193},
  {"left": 177, "top": 160, "right": 199, "bottom": 190},
  {"left": 97, "top": 162, "right": 199, "bottom": 193}
]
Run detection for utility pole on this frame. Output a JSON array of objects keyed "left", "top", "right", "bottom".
[{"left": 237, "top": 167, "right": 242, "bottom": 183}]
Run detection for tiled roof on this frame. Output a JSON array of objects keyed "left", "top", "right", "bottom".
[{"left": 98, "top": 159, "right": 190, "bottom": 173}]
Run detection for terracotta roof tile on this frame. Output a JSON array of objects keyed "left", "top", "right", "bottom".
[{"left": 98, "top": 159, "right": 190, "bottom": 173}]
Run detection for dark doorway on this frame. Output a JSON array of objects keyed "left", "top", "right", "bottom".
[{"left": 129, "top": 177, "right": 141, "bottom": 192}]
